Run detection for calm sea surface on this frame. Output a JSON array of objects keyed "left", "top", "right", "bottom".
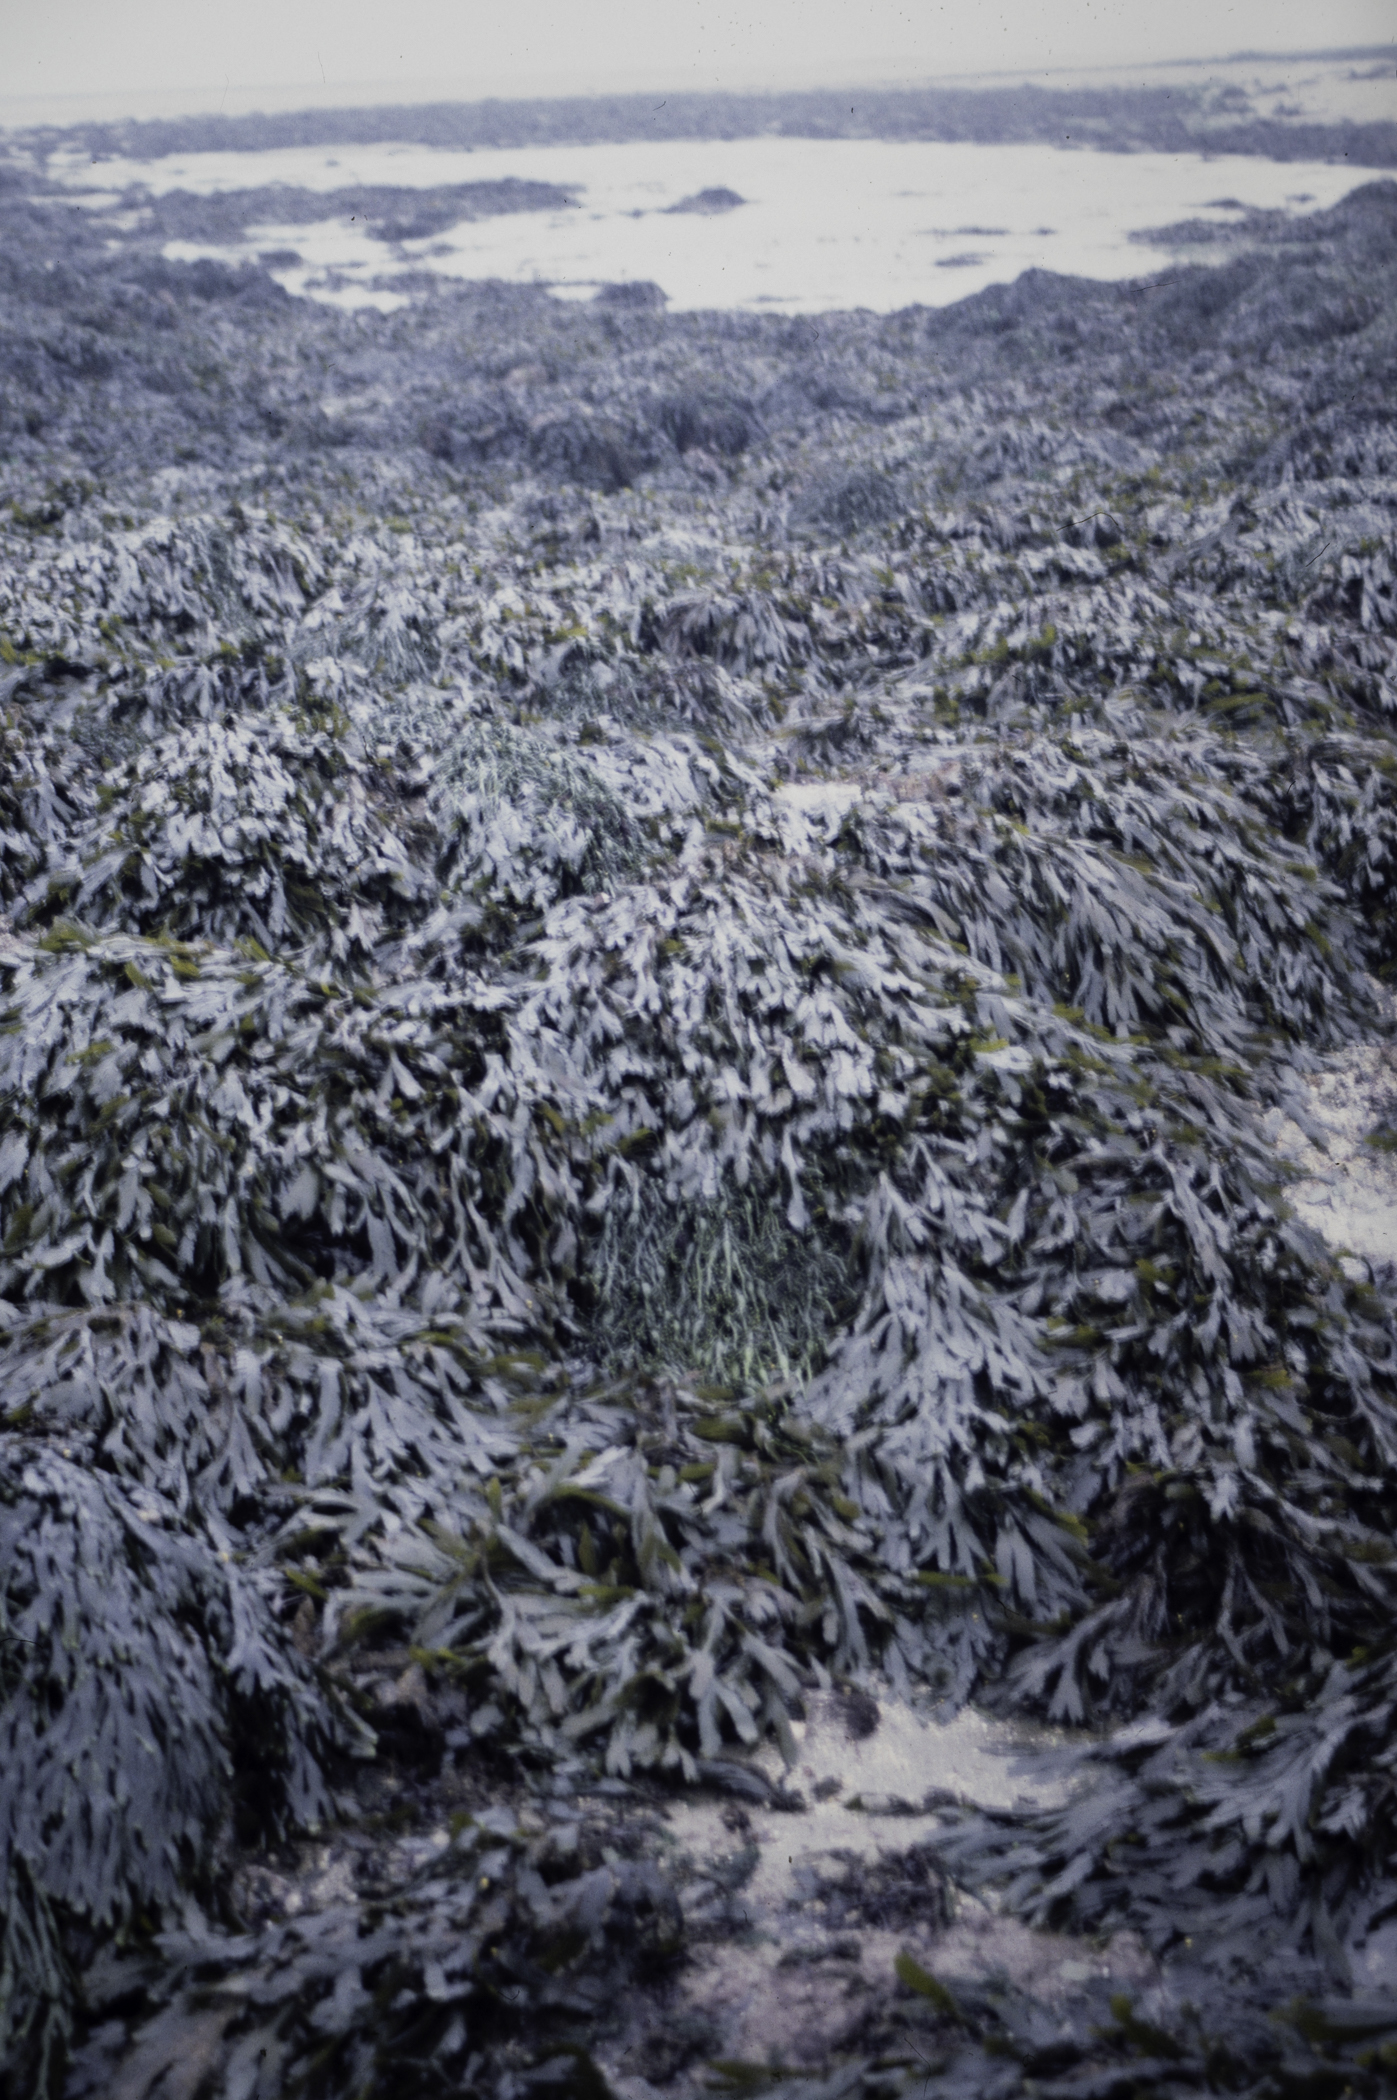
[{"left": 50, "top": 134, "right": 1370, "bottom": 313}]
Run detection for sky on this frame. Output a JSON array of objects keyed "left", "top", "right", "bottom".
[{"left": 3, "top": 0, "right": 1394, "bottom": 115}]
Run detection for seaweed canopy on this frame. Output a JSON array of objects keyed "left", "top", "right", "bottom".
[
  {"left": 0, "top": 1438, "right": 348, "bottom": 2086},
  {"left": 2, "top": 184, "right": 1397, "bottom": 2090}
]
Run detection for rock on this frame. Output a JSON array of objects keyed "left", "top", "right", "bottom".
[
  {"left": 665, "top": 187, "right": 746, "bottom": 215},
  {"left": 594, "top": 279, "right": 668, "bottom": 309}
]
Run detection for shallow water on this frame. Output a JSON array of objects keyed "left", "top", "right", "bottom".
[{"left": 48, "top": 133, "right": 1368, "bottom": 312}]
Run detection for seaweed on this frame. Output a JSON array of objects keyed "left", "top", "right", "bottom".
[
  {"left": 1, "top": 165, "right": 1396, "bottom": 2093},
  {"left": 61, "top": 1804, "right": 683, "bottom": 2100}
]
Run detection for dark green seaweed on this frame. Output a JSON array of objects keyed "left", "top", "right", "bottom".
[{"left": 1, "top": 154, "right": 1396, "bottom": 2096}]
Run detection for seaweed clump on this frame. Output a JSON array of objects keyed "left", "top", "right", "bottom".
[{"left": 0, "top": 169, "right": 1396, "bottom": 2094}]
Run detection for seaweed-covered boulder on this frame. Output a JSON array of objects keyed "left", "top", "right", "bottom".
[
  {"left": 592, "top": 279, "right": 667, "bottom": 310},
  {"left": 0, "top": 1437, "right": 345, "bottom": 2083},
  {"left": 22, "top": 712, "right": 424, "bottom": 955},
  {"left": 527, "top": 405, "right": 658, "bottom": 491},
  {"left": 656, "top": 388, "right": 760, "bottom": 457}
]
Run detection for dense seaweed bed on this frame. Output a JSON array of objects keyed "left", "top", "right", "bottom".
[{"left": 3, "top": 166, "right": 1397, "bottom": 2095}]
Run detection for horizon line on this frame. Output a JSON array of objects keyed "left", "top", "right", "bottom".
[{"left": 1, "top": 41, "right": 1392, "bottom": 138}]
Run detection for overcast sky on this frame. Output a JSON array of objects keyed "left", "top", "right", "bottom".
[{"left": 4, "top": 0, "right": 1394, "bottom": 112}]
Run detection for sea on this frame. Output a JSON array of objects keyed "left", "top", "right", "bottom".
[{"left": 43, "top": 131, "right": 1375, "bottom": 315}]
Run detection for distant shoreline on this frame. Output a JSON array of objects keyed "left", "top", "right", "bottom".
[
  {"left": 1, "top": 41, "right": 1392, "bottom": 130},
  {"left": 4, "top": 53, "right": 1395, "bottom": 172}
]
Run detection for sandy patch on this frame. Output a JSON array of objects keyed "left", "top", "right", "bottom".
[{"left": 1266, "top": 1026, "right": 1397, "bottom": 1272}]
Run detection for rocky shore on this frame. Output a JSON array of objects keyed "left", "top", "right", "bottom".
[{"left": 1, "top": 151, "right": 1396, "bottom": 2099}]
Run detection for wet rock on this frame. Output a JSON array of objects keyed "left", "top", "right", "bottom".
[
  {"left": 665, "top": 188, "right": 746, "bottom": 215},
  {"left": 841, "top": 1688, "right": 882, "bottom": 1740}
]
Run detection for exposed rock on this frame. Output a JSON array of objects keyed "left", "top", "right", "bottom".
[{"left": 665, "top": 187, "right": 746, "bottom": 215}]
